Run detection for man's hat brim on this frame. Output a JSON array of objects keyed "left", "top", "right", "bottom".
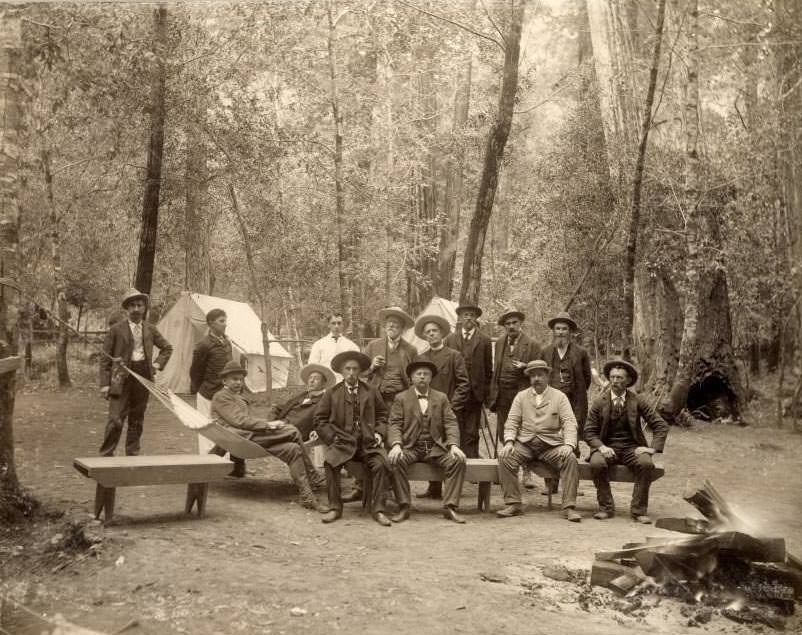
[
  {"left": 121, "top": 289, "right": 149, "bottom": 308},
  {"left": 406, "top": 360, "right": 438, "bottom": 378},
  {"left": 331, "top": 351, "right": 372, "bottom": 373},
  {"left": 523, "top": 360, "right": 552, "bottom": 376},
  {"left": 455, "top": 305, "right": 482, "bottom": 317},
  {"left": 602, "top": 359, "right": 639, "bottom": 386},
  {"left": 497, "top": 310, "right": 525, "bottom": 326},
  {"left": 414, "top": 314, "right": 452, "bottom": 339},
  {"left": 377, "top": 307, "right": 414, "bottom": 329},
  {"left": 219, "top": 361, "right": 247, "bottom": 379},
  {"left": 300, "top": 363, "right": 336, "bottom": 388},
  {"left": 547, "top": 313, "right": 578, "bottom": 331}
]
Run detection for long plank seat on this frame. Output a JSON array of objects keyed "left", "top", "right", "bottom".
[
  {"left": 73, "top": 454, "right": 233, "bottom": 522},
  {"left": 346, "top": 458, "right": 664, "bottom": 512}
]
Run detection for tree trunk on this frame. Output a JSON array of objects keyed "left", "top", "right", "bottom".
[
  {"left": 134, "top": 4, "right": 168, "bottom": 295},
  {"left": 667, "top": 0, "right": 744, "bottom": 420},
  {"left": 184, "top": 100, "right": 211, "bottom": 294},
  {"left": 622, "top": 0, "right": 666, "bottom": 357},
  {"left": 459, "top": 0, "right": 527, "bottom": 306},
  {"left": 0, "top": 6, "right": 26, "bottom": 521},
  {"left": 326, "top": 0, "right": 353, "bottom": 329},
  {"left": 436, "top": 48, "right": 473, "bottom": 300}
]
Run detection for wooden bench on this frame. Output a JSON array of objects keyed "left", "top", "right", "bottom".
[
  {"left": 347, "top": 458, "right": 500, "bottom": 511},
  {"left": 74, "top": 455, "right": 233, "bottom": 522},
  {"left": 530, "top": 460, "right": 665, "bottom": 510}
]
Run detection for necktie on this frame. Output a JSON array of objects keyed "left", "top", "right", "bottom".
[
  {"left": 613, "top": 396, "right": 624, "bottom": 415},
  {"left": 333, "top": 335, "right": 339, "bottom": 342}
]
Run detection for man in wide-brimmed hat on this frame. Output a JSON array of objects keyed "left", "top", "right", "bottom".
[
  {"left": 585, "top": 359, "right": 669, "bottom": 524},
  {"left": 445, "top": 305, "right": 492, "bottom": 459},
  {"left": 308, "top": 313, "right": 360, "bottom": 381},
  {"left": 98, "top": 288, "right": 173, "bottom": 456},
  {"left": 364, "top": 306, "right": 418, "bottom": 409},
  {"left": 270, "top": 363, "right": 336, "bottom": 441},
  {"left": 387, "top": 360, "right": 467, "bottom": 524},
  {"left": 413, "top": 313, "right": 471, "bottom": 499},
  {"left": 487, "top": 310, "right": 541, "bottom": 450},
  {"left": 496, "top": 360, "right": 582, "bottom": 522},
  {"left": 211, "top": 361, "right": 326, "bottom": 511},
  {"left": 315, "top": 350, "right": 393, "bottom": 526}
]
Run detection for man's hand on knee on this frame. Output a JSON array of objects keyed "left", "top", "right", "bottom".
[
  {"left": 556, "top": 444, "right": 575, "bottom": 459},
  {"left": 499, "top": 441, "right": 515, "bottom": 460},
  {"left": 449, "top": 445, "right": 466, "bottom": 463},
  {"left": 388, "top": 444, "right": 403, "bottom": 466}
]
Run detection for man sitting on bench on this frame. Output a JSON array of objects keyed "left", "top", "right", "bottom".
[
  {"left": 496, "top": 360, "right": 582, "bottom": 522},
  {"left": 387, "top": 360, "right": 467, "bottom": 524},
  {"left": 585, "top": 358, "right": 668, "bottom": 524},
  {"left": 211, "top": 361, "right": 325, "bottom": 511}
]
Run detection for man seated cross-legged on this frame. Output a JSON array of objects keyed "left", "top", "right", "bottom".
[
  {"left": 387, "top": 360, "right": 467, "bottom": 524},
  {"left": 210, "top": 361, "right": 326, "bottom": 511},
  {"left": 496, "top": 359, "right": 582, "bottom": 522},
  {"left": 315, "top": 351, "right": 393, "bottom": 527},
  {"left": 585, "top": 358, "right": 669, "bottom": 524}
]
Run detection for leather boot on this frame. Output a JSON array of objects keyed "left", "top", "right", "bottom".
[
  {"left": 290, "top": 459, "right": 326, "bottom": 511},
  {"left": 302, "top": 447, "right": 326, "bottom": 490}
]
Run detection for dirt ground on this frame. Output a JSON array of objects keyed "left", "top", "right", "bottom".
[{"left": 2, "top": 385, "right": 802, "bottom": 635}]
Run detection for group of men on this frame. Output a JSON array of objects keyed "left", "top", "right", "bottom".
[{"left": 99, "top": 288, "right": 669, "bottom": 527}]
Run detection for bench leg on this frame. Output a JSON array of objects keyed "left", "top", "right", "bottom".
[
  {"left": 477, "top": 482, "right": 491, "bottom": 512},
  {"left": 185, "top": 483, "right": 209, "bottom": 517},
  {"left": 94, "top": 484, "right": 116, "bottom": 522}
]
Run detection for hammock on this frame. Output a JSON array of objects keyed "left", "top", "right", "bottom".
[{"left": 125, "top": 367, "right": 270, "bottom": 459}]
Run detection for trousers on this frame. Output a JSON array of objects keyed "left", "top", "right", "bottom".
[
  {"left": 325, "top": 445, "right": 389, "bottom": 514},
  {"left": 391, "top": 444, "right": 465, "bottom": 509},
  {"left": 498, "top": 438, "right": 579, "bottom": 509},
  {"left": 99, "top": 360, "right": 151, "bottom": 456},
  {"left": 589, "top": 446, "right": 654, "bottom": 516}
]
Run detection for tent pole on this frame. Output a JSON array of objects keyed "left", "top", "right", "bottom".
[{"left": 261, "top": 321, "right": 273, "bottom": 406}]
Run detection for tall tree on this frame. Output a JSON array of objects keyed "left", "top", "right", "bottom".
[
  {"left": 134, "top": 4, "right": 168, "bottom": 295},
  {"left": 459, "top": 0, "right": 527, "bottom": 305},
  {"left": 184, "top": 97, "right": 211, "bottom": 294}
]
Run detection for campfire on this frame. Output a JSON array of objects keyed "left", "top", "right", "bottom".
[{"left": 591, "top": 481, "right": 802, "bottom": 630}]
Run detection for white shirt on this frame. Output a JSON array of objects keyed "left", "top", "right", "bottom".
[
  {"left": 556, "top": 343, "right": 569, "bottom": 359},
  {"left": 415, "top": 390, "right": 429, "bottom": 414},
  {"left": 308, "top": 333, "right": 359, "bottom": 375},
  {"left": 612, "top": 391, "right": 626, "bottom": 408},
  {"left": 462, "top": 328, "right": 475, "bottom": 341},
  {"left": 129, "top": 320, "right": 145, "bottom": 362},
  {"left": 531, "top": 387, "right": 546, "bottom": 408}
]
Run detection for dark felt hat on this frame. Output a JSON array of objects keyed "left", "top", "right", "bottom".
[
  {"left": 331, "top": 350, "right": 372, "bottom": 373},
  {"left": 523, "top": 359, "right": 552, "bottom": 376},
  {"left": 455, "top": 304, "right": 482, "bottom": 317},
  {"left": 299, "top": 363, "right": 336, "bottom": 388},
  {"left": 547, "top": 311, "right": 578, "bottom": 331},
  {"left": 406, "top": 359, "right": 438, "bottom": 378},
  {"left": 219, "top": 360, "right": 247, "bottom": 379},
  {"left": 602, "top": 358, "right": 639, "bottom": 387},
  {"left": 497, "top": 310, "right": 526, "bottom": 326},
  {"left": 414, "top": 314, "right": 452, "bottom": 339},
  {"left": 377, "top": 306, "right": 414, "bottom": 329},
  {"left": 121, "top": 288, "right": 149, "bottom": 308}
]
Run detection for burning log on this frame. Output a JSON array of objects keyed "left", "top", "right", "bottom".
[
  {"left": 654, "top": 517, "right": 711, "bottom": 534},
  {"left": 683, "top": 480, "right": 747, "bottom": 530}
]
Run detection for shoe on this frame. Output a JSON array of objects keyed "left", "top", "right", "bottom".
[
  {"left": 416, "top": 487, "right": 442, "bottom": 500},
  {"left": 593, "top": 511, "right": 613, "bottom": 520},
  {"left": 391, "top": 506, "right": 410, "bottom": 523},
  {"left": 443, "top": 507, "right": 466, "bottom": 524},
  {"left": 373, "top": 512, "right": 392, "bottom": 527},
  {"left": 632, "top": 514, "right": 652, "bottom": 524},
  {"left": 496, "top": 504, "right": 524, "bottom": 518},
  {"left": 227, "top": 466, "right": 246, "bottom": 478},
  {"left": 564, "top": 508, "right": 582, "bottom": 522},
  {"left": 321, "top": 510, "right": 342, "bottom": 524},
  {"left": 341, "top": 490, "right": 363, "bottom": 503}
]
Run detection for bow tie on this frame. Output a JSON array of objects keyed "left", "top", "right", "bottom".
[
  {"left": 417, "top": 393, "right": 429, "bottom": 399},
  {"left": 332, "top": 335, "right": 339, "bottom": 342}
]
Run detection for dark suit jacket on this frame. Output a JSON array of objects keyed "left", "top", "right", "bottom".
[
  {"left": 313, "top": 380, "right": 388, "bottom": 468},
  {"left": 363, "top": 337, "right": 419, "bottom": 392},
  {"left": 445, "top": 330, "right": 492, "bottom": 403},
  {"left": 487, "top": 332, "right": 540, "bottom": 410},
  {"left": 585, "top": 388, "right": 669, "bottom": 452},
  {"left": 415, "top": 346, "right": 470, "bottom": 412},
  {"left": 270, "top": 390, "right": 324, "bottom": 440},
  {"left": 387, "top": 387, "right": 458, "bottom": 458},
  {"left": 541, "top": 342, "right": 592, "bottom": 424},
  {"left": 99, "top": 319, "right": 172, "bottom": 387},
  {"left": 189, "top": 333, "right": 234, "bottom": 399}
]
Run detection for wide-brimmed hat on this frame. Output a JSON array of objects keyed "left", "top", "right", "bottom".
[
  {"left": 523, "top": 359, "right": 552, "bottom": 376},
  {"left": 219, "top": 360, "right": 247, "bottom": 379},
  {"left": 377, "top": 306, "right": 414, "bottom": 329},
  {"left": 414, "top": 314, "right": 452, "bottom": 339},
  {"left": 331, "top": 350, "right": 372, "bottom": 373},
  {"left": 602, "top": 358, "right": 639, "bottom": 386},
  {"left": 497, "top": 310, "right": 525, "bottom": 326},
  {"left": 455, "top": 304, "right": 482, "bottom": 318},
  {"left": 406, "top": 359, "right": 438, "bottom": 378},
  {"left": 547, "top": 311, "right": 578, "bottom": 331},
  {"left": 300, "top": 363, "right": 336, "bottom": 388},
  {"left": 121, "top": 288, "right": 149, "bottom": 309}
]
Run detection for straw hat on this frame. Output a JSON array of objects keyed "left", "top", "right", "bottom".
[
  {"left": 523, "top": 360, "right": 552, "bottom": 376},
  {"left": 121, "top": 288, "right": 149, "bottom": 309},
  {"left": 377, "top": 306, "right": 414, "bottom": 329},
  {"left": 414, "top": 314, "right": 452, "bottom": 339},
  {"left": 300, "top": 363, "right": 336, "bottom": 389}
]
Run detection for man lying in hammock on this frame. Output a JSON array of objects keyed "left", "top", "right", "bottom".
[{"left": 210, "top": 360, "right": 327, "bottom": 511}]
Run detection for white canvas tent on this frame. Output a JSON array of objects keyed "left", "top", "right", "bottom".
[
  {"left": 403, "top": 296, "right": 460, "bottom": 351},
  {"left": 157, "top": 292, "right": 292, "bottom": 394}
]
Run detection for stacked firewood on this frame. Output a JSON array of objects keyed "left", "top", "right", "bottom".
[{"left": 591, "top": 481, "right": 802, "bottom": 630}]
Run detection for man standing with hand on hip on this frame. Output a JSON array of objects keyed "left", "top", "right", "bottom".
[{"left": 99, "top": 288, "right": 172, "bottom": 456}]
